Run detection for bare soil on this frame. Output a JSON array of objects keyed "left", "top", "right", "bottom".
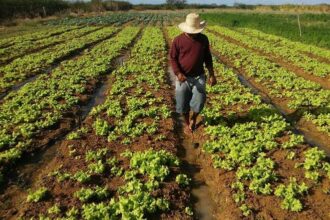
[{"left": 301, "top": 51, "right": 330, "bottom": 65}]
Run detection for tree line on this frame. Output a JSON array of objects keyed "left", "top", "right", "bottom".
[
  {"left": 0, "top": 0, "right": 133, "bottom": 20},
  {"left": 0, "top": 0, "right": 226, "bottom": 20},
  {"left": 1, "top": 0, "right": 328, "bottom": 21}
]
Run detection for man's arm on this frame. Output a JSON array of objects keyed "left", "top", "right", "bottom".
[
  {"left": 205, "top": 37, "right": 216, "bottom": 86},
  {"left": 170, "top": 38, "right": 182, "bottom": 76},
  {"left": 170, "top": 38, "right": 186, "bottom": 82}
]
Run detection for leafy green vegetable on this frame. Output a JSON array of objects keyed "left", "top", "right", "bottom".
[
  {"left": 66, "top": 127, "right": 88, "bottom": 140},
  {"left": 127, "top": 149, "right": 179, "bottom": 181},
  {"left": 27, "top": 187, "right": 49, "bottom": 202},
  {"left": 185, "top": 206, "right": 194, "bottom": 216},
  {"left": 47, "top": 204, "right": 61, "bottom": 215},
  {"left": 176, "top": 174, "right": 191, "bottom": 187},
  {"left": 274, "top": 178, "right": 308, "bottom": 212},
  {"left": 239, "top": 204, "right": 251, "bottom": 216},
  {"left": 298, "top": 147, "right": 328, "bottom": 182},
  {"left": 93, "top": 118, "right": 111, "bottom": 136},
  {"left": 74, "top": 186, "right": 109, "bottom": 202}
]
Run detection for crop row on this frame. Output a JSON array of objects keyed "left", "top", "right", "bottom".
[
  {"left": 205, "top": 29, "right": 330, "bottom": 138},
  {"left": 48, "top": 13, "right": 183, "bottom": 26},
  {"left": 201, "top": 12, "right": 330, "bottom": 49},
  {"left": 20, "top": 27, "right": 191, "bottom": 220},
  {"left": 166, "top": 26, "right": 330, "bottom": 218},
  {"left": 0, "top": 26, "right": 140, "bottom": 184},
  {"left": 239, "top": 27, "right": 330, "bottom": 63},
  {"left": 130, "top": 13, "right": 183, "bottom": 26},
  {"left": 209, "top": 25, "right": 330, "bottom": 78},
  {"left": 203, "top": 60, "right": 330, "bottom": 218},
  {"left": 0, "top": 26, "right": 74, "bottom": 49},
  {"left": 0, "top": 26, "right": 97, "bottom": 64},
  {"left": 47, "top": 13, "right": 136, "bottom": 26},
  {"left": 0, "top": 27, "right": 118, "bottom": 96}
]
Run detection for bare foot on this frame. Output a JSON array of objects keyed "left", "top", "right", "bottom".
[
  {"left": 189, "top": 119, "right": 196, "bottom": 132},
  {"left": 183, "top": 124, "right": 192, "bottom": 135}
]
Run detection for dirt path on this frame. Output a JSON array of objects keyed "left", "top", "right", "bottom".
[
  {"left": 162, "top": 28, "right": 215, "bottom": 218},
  {"left": 174, "top": 105, "right": 218, "bottom": 220},
  {"left": 166, "top": 67, "right": 217, "bottom": 220},
  {"left": 301, "top": 51, "right": 330, "bottom": 65}
]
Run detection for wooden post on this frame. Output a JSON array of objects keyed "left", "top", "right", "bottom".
[
  {"left": 42, "top": 6, "right": 47, "bottom": 17},
  {"left": 297, "top": 14, "right": 302, "bottom": 37}
]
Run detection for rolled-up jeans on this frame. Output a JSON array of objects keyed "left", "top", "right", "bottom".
[{"left": 175, "top": 74, "right": 206, "bottom": 114}]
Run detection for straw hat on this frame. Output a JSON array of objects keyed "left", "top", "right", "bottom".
[{"left": 178, "top": 13, "right": 206, "bottom": 34}]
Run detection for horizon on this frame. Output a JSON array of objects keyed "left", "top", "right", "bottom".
[{"left": 67, "top": 0, "right": 330, "bottom": 6}]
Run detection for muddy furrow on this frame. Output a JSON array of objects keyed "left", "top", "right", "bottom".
[
  {"left": 301, "top": 51, "right": 330, "bottom": 65},
  {"left": 162, "top": 27, "right": 240, "bottom": 220},
  {"left": 211, "top": 50, "right": 330, "bottom": 156},
  {"left": 208, "top": 30, "right": 330, "bottom": 90},
  {"left": 0, "top": 28, "right": 122, "bottom": 101},
  {"left": 168, "top": 67, "right": 240, "bottom": 220}
]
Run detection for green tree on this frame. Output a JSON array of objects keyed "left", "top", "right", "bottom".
[{"left": 166, "top": 0, "right": 186, "bottom": 9}]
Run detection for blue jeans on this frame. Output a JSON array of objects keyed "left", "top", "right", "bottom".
[{"left": 175, "top": 74, "right": 206, "bottom": 114}]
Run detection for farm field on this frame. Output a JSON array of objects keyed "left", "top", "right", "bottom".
[
  {"left": 0, "top": 12, "right": 330, "bottom": 220},
  {"left": 201, "top": 12, "right": 330, "bottom": 49}
]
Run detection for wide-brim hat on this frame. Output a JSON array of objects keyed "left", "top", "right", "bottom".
[{"left": 178, "top": 13, "right": 206, "bottom": 34}]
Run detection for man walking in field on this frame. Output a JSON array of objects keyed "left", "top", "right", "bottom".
[{"left": 170, "top": 13, "right": 216, "bottom": 134}]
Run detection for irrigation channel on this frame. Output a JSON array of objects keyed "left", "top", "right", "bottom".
[
  {"left": 0, "top": 29, "right": 141, "bottom": 219},
  {"left": 162, "top": 26, "right": 242, "bottom": 218},
  {"left": 167, "top": 66, "right": 217, "bottom": 220}
]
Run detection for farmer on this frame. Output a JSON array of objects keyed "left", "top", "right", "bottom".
[{"left": 170, "top": 13, "right": 216, "bottom": 134}]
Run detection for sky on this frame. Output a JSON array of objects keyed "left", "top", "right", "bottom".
[{"left": 70, "top": 0, "right": 330, "bottom": 5}]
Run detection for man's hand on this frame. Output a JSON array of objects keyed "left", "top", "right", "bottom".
[
  {"left": 208, "top": 75, "right": 217, "bottom": 86},
  {"left": 206, "top": 66, "right": 216, "bottom": 86},
  {"left": 177, "top": 72, "right": 187, "bottom": 82}
]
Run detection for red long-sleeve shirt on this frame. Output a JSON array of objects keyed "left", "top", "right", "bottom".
[{"left": 170, "top": 33, "right": 213, "bottom": 77}]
